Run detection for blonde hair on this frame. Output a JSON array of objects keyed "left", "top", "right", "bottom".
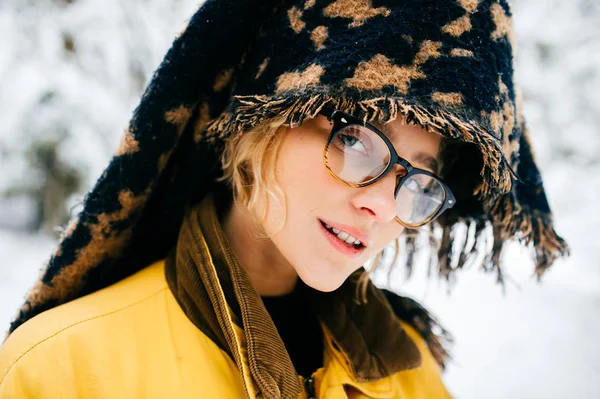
[
  {"left": 220, "top": 116, "right": 288, "bottom": 226},
  {"left": 220, "top": 116, "right": 400, "bottom": 303}
]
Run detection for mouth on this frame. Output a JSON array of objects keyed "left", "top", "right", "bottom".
[{"left": 319, "top": 219, "right": 367, "bottom": 257}]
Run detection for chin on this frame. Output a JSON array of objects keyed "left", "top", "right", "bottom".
[{"left": 296, "top": 263, "right": 351, "bottom": 293}]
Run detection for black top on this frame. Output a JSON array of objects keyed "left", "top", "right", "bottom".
[{"left": 261, "top": 281, "right": 324, "bottom": 378}]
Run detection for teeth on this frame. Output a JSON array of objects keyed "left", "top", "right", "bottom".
[
  {"left": 323, "top": 221, "right": 363, "bottom": 246},
  {"left": 337, "top": 231, "right": 349, "bottom": 240},
  {"left": 337, "top": 231, "right": 359, "bottom": 245}
]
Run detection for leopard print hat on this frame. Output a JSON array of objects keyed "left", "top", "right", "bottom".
[{"left": 7, "top": 0, "right": 569, "bottom": 336}]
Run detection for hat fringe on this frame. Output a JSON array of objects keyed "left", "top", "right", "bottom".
[
  {"left": 491, "top": 193, "right": 570, "bottom": 278},
  {"left": 431, "top": 218, "right": 494, "bottom": 281},
  {"left": 434, "top": 198, "right": 569, "bottom": 283},
  {"left": 206, "top": 93, "right": 515, "bottom": 200}
]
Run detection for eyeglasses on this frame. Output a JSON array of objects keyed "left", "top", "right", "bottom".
[{"left": 320, "top": 108, "right": 456, "bottom": 228}]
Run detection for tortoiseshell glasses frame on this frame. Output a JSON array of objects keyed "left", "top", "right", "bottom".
[{"left": 319, "top": 107, "right": 456, "bottom": 228}]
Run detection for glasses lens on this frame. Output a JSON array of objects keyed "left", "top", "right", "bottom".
[
  {"left": 396, "top": 173, "right": 445, "bottom": 226},
  {"left": 325, "top": 125, "right": 390, "bottom": 185}
]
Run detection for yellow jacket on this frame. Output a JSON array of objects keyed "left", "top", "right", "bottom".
[{"left": 0, "top": 199, "right": 452, "bottom": 399}]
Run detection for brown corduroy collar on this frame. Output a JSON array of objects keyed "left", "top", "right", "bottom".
[{"left": 165, "top": 195, "right": 421, "bottom": 399}]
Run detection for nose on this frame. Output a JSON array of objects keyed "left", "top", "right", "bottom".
[{"left": 349, "top": 169, "right": 398, "bottom": 223}]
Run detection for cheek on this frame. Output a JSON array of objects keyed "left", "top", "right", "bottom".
[
  {"left": 275, "top": 134, "right": 334, "bottom": 213},
  {"left": 367, "top": 222, "right": 405, "bottom": 259},
  {"left": 259, "top": 131, "right": 361, "bottom": 290},
  {"left": 259, "top": 131, "right": 331, "bottom": 235}
]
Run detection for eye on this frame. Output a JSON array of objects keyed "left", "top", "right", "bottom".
[
  {"left": 339, "top": 134, "right": 361, "bottom": 148},
  {"left": 332, "top": 126, "right": 373, "bottom": 156}
]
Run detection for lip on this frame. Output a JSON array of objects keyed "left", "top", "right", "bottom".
[
  {"left": 319, "top": 218, "right": 370, "bottom": 245},
  {"left": 319, "top": 221, "right": 366, "bottom": 258},
  {"left": 318, "top": 219, "right": 369, "bottom": 258}
]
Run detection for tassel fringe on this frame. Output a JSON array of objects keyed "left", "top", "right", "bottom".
[
  {"left": 206, "top": 93, "right": 515, "bottom": 204},
  {"left": 490, "top": 193, "right": 571, "bottom": 278}
]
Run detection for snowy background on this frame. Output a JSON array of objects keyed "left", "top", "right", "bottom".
[{"left": 1, "top": 0, "right": 599, "bottom": 398}]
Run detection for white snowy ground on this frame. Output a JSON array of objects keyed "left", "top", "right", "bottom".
[{"left": 1, "top": 0, "right": 599, "bottom": 398}]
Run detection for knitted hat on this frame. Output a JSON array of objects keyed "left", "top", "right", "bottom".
[{"left": 8, "top": 0, "right": 569, "bottom": 336}]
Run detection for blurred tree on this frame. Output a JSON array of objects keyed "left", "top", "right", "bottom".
[
  {"left": 514, "top": 0, "right": 600, "bottom": 167},
  {"left": 0, "top": 0, "right": 200, "bottom": 233},
  {"left": 3, "top": 136, "right": 82, "bottom": 233}
]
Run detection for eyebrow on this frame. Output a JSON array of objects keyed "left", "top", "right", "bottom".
[
  {"left": 412, "top": 152, "right": 439, "bottom": 174},
  {"left": 376, "top": 123, "right": 440, "bottom": 173}
]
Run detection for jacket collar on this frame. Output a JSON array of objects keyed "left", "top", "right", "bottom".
[{"left": 165, "top": 195, "right": 421, "bottom": 398}]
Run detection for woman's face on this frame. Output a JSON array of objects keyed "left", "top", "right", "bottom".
[{"left": 260, "top": 115, "right": 442, "bottom": 292}]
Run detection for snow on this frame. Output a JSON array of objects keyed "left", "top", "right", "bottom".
[{"left": 1, "top": 0, "right": 599, "bottom": 398}]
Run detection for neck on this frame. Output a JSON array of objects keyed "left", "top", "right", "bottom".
[{"left": 222, "top": 200, "right": 298, "bottom": 297}]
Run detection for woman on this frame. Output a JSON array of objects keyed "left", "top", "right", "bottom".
[{"left": 0, "top": 0, "right": 568, "bottom": 398}]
